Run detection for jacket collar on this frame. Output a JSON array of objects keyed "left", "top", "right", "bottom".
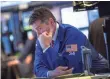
[{"left": 57, "top": 23, "right": 65, "bottom": 42}]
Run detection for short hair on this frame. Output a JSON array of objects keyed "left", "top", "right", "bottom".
[{"left": 29, "top": 7, "right": 56, "bottom": 25}]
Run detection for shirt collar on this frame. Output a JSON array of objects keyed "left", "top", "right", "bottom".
[{"left": 52, "top": 23, "right": 59, "bottom": 41}]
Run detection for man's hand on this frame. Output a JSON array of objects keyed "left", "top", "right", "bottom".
[
  {"left": 38, "top": 31, "right": 53, "bottom": 50},
  {"left": 48, "top": 66, "right": 74, "bottom": 78},
  {"left": 7, "top": 59, "right": 20, "bottom": 67},
  {"left": 25, "top": 55, "right": 32, "bottom": 64}
]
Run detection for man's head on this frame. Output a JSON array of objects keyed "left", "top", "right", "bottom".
[{"left": 29, "top": 7, "right": 56, "bottom": 37}]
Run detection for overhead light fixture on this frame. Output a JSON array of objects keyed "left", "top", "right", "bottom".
[{"left": 19, "top": 3, "right": 28, "bottom": 10}]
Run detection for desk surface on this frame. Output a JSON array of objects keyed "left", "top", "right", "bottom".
[
  {"left": 56, "top": 73, "right": 110, "bottom": 79},
  {"left": 20, "top": 73, "right": 110, "bottom": 79}
]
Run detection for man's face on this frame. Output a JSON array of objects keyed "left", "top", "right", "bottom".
[{"left": 32, "top": 20, "right": 51, "bottom": 37}]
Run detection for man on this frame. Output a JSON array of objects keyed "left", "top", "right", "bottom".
[
  {"left": 7, "top": 31, "right": 37, "bottom": 66},
  {"left": 7, "top": 31, "right": 37, "bottom": 78},
  {"left": 29, "top": 7, "right": 108, "bottom": 78}
]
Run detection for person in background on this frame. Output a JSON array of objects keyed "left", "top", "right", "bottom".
[
  {"left": 7, "top": 31, "right": 37, "bottom": 78},
  {"left": 1, "top": 16, "right": 13, "bottom": 56},
  {"left": 29, "top": 7, "right": 108, "bottom": 78},
  {"left": 1, "top": 48, "right": 17, "bottom": 79}
]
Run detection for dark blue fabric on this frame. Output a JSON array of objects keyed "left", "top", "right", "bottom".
[
  {"left": 34, "top": 24, "right": 108, "bottom": 77},
  {"left": 2, "top": 36, "right": 12, "bottom": 55},
  {"left": 84, "top": 39, "right": 108, "bottom": 69}
]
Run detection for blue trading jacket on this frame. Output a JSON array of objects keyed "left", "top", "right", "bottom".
[{"left": 34, "top": 24, "right": 108, "bottom": 77}]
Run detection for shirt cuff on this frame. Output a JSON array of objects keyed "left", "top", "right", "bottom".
[
  {"left": 47, "top": 71, "right": 53, "bottom": 78},
  {"left": 43, "top": 46, "right": 50, "bottom": 53},
  {"left": 47, "top": 71, "right": 49, "bottom": 77}
]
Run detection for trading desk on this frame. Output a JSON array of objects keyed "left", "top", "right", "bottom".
[
  {"left": 28, "top": 73, "right": 110, "bottom": 79},
  {"left": 55, "top": 73, "right": 110, "bottom": 79}
]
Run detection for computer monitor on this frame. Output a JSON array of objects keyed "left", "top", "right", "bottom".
[
  {"left": 61, "top": 7, "right": 89, "bottom": 29},
  {"left": 88, "top": 9, "right": 99, "bottom": 23},
  {"left": 61, "top": 6, "right": 89, "bottom": 38},
  {"left": 22, "top": 11, "right": 32, "bottom": 31},
  {"left": 81, "top": 30, "right": 88, "bottom": 38}
]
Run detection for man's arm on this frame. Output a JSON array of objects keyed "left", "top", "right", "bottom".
[
  {"left": 19, "top": 39, "right": 36, "bottom": 62},
  {"left": 7, "top": 39, "right": 36, "bottom": 67},
  {"left": 84, "top": 38, "right": 109, "bottom": 69},
  {"left": 34, "top": 41, "right": 49, "bottom": 77},
  {"left": 34, "top": 38, "right": 73, "bottom": 78}
]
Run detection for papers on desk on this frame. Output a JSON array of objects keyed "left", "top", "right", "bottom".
[{"left": 95, "top": 73, "right": 110, "bottom": 77}]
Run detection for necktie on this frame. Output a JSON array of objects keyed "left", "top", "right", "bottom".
[{"left": 50, "top": 40, "right": 54, "bottom": 47}]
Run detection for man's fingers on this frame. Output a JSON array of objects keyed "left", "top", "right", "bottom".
[
  {"left": 58, "top": 66, "right": 68, "bottom": 71},
  {"left": 47, "top": 30, "right": 52, "bottom": 37},
  {"left": 50, "top": 67, "right": 73, "bottom": 77},
  {"left": 7, "top": 60, "right": 20, "bottom": 66},
  {"left": 59, "top": 71, "right": 67, "bottom": 75},
  {"left": 49, "top": 32, "right": 52, "bottom": 37},
  {"left": 7, "top": 61, "right": 14, "bottom": 66},
  {"left": 41, "top": 31, "right": 52, "bottom": 37},
  {"left": 65, "top": 68, "right": 74, "bottom": 74}
]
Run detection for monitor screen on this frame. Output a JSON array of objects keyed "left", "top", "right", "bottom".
[
  {"left": 81, "top": 29, "right": 88, "bottom": 38},
  {"left": 88, "top": 9, "right": 99, "bottom": 23},
  {"left": 61, "top": 7, "right": 89, "bottom": 29},
  {"left": 22, "top": 11, "right": 32, "bottom": 31}
]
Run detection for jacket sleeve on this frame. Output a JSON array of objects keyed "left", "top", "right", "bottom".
[
  {"left": 84, "top": 38, "right": 109, "bottom": 69},
  {"left": 19, "top": 39, "right": 35, "bottom": 62},
  {"left": 34, "top": 41, "right": 49, "bottom": 77}
]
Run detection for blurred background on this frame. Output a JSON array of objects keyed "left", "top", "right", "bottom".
[{"left": 1, "top": 1, "right": 110, "bottom": 79}]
